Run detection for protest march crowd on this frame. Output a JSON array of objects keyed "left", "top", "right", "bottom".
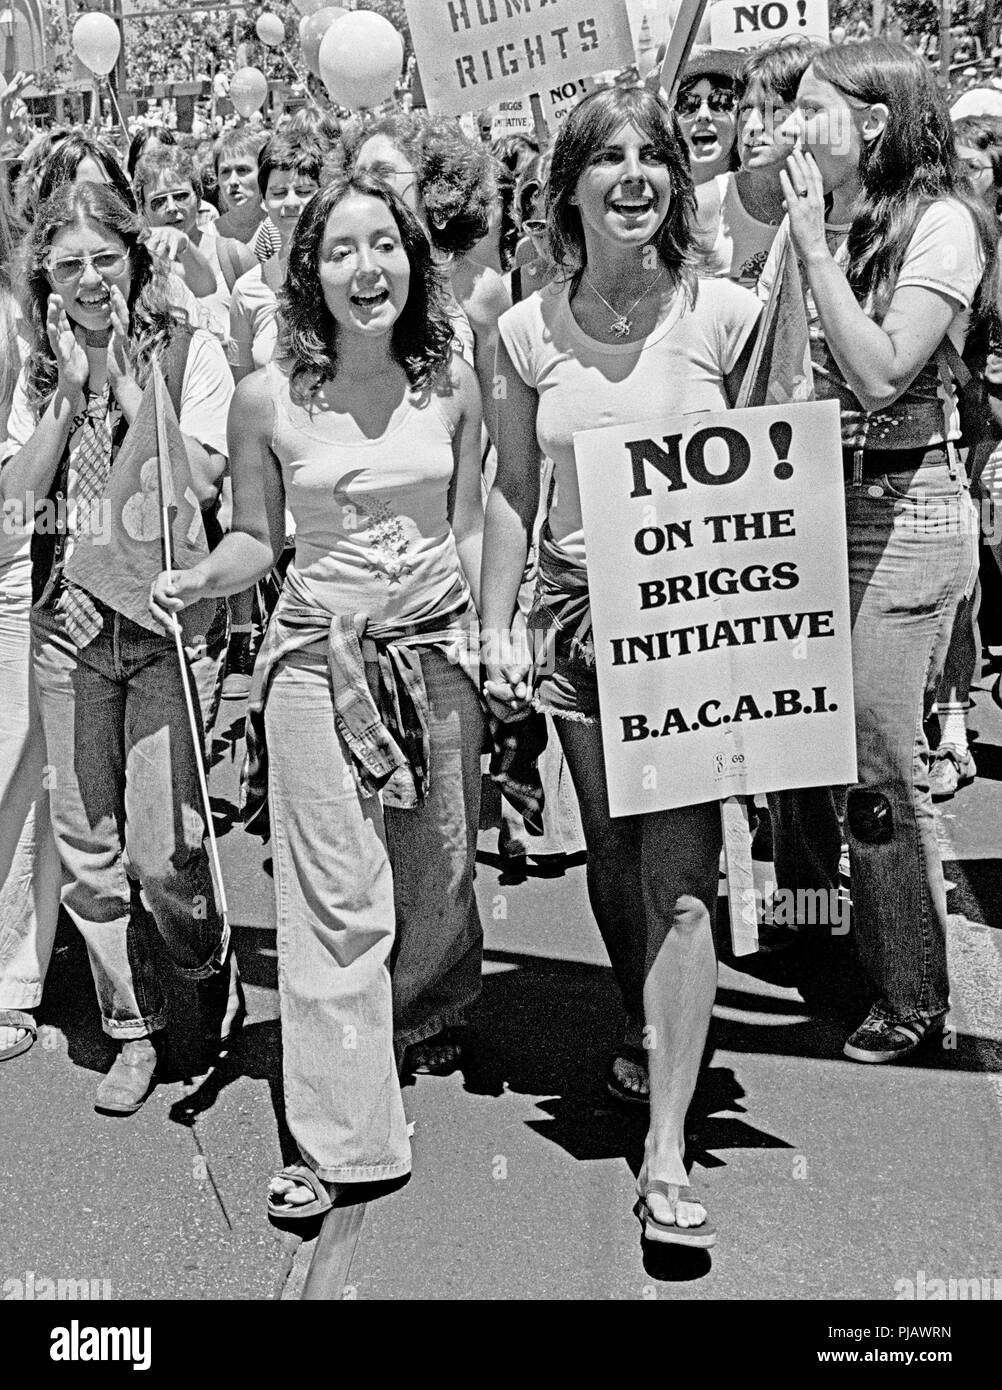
[{"left": 2, "top": 1, "right": 1002, "bottom": 1271}]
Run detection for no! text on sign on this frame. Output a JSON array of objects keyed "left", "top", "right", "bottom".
[
  {"left": 404, "top": 0, "right": 635, "bottom": 117},
  {"left": 575, "top": 399, "right": 856, "bottom": 815},
  {"left": 709, "top": 0, "right": 830, "bottom": 50}
]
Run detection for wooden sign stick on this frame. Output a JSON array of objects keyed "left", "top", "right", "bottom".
[{"left": 659, "top": 0, "right": 710, "bottom": 101}]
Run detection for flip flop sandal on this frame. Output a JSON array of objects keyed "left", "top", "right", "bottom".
[
  {"left": 267, "top": 1164, "right": 335, "bottom": 1222},
  {"left": 0, "top": 1010, "right": 37, "bottom": 1061},
  {"left": 606, "top": 1044, "right": 650, "bottom": 1107},
  {"left": 635, "top": 1180, "right": 717, "bottom": 1249}
]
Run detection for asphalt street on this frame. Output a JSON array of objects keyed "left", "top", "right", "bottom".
[{"left": 2, "top": 644, "right": 1002, "bottom": 1303}]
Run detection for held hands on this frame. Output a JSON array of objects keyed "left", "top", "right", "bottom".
[
  {"left": 46, "top": 295, "right": 89, "bottom": 398},
  {"left": 779, "top": 147, "right": 829, "bottom": 265},
  {"left": 149, "top": 568, "right": 207, "bottom": 633},
  {"left": 481, "top": 625, "right": 533, "bottom": 723}
]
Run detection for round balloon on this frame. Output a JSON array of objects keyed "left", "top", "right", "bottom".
[
  {"left": 319, "top": 12, "right": 403, "bottom": 110},
  {"left": 230, "top": 66, "right": 269, "bottom": 118},
  {"left": 255, "top": 13, "right": 285, "bottom": 48},
  {"left": 72, "top": 12, "right": 122, "bottom": 77},
  {"left": 300, "top": 7, "right": 347, "bottom": 79},
  {"left": 291, "top": 0, "right": 326, "bottom": 14}
]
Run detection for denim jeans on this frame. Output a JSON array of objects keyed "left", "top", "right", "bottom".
[
  {"left": 31, "top": 600, "right": 228, "bottom": 1039},
  {"left": 266, "top": 643, "right": 483, "bottom": 1183},
  {"left": 0, "top": 560, "right": 62, "bottom": 1011},
  {"left": 771, "top": 460, "right": 978, "bottom": 1023}
]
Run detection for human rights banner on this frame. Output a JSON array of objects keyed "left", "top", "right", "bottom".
[
  {"left": 405, "top": 0, "right": 635, "bottom": 117},
  {"left": 574, "top": 399, "right": 856, "bottom": 815}
]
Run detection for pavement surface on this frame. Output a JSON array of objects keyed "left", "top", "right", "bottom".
[{"left": 3, "top": 641, "right": 1002, "bottom": 1303}]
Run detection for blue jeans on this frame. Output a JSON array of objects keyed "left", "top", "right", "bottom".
[
  {"left": 266, "top": 644, "right": 483, "bottom": 1183},
  {"left": 31, "top": 601, "right": 228, "bottom": 1039},
  {"left": 771, "top": 460, "right": 978, "bottom": 1023}
]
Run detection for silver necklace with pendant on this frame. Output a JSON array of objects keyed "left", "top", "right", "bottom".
[{"left": 583, "top": 267, "right": 666, "bottom": 339}]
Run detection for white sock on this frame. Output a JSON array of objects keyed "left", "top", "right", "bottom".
[{"left": 938, "top": 705, "right": 969, "bottom": 752}]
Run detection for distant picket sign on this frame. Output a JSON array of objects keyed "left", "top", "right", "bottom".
[
  {"left": 405, "top": 0, "right": 634, "bottom": 117},
  {"left": 709, "top": 0, "right": 829, "bottom": 50},
  {"left": 489, "top": 77, "right": 590, "bottom": 138}
]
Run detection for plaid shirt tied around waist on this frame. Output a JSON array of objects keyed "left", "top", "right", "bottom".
[{"left": 240, "top": 564, "right": 546, "bottom": 835}]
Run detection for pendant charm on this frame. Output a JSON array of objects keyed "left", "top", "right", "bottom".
[{"left": 611, "top": 317, "right": 631, "bottom": 339}]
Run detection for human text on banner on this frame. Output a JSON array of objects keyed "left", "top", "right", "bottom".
[
  {"left": 65, "top": 361, "right": 216, "bottom": 643},
  {"left": 574, "top": 399, "right": 856, "bottom": 816},
  {"left": 404, "top": 0, "right": 635, "bottom": 117},
  {"left": 709, "top": 0, "right": 830, "bottom": 50}
]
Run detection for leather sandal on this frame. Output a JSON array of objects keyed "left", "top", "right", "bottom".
[
  {"left": 267, "top": 1164, "right": 335, "bottom": 1221},
  {"left": 0, "top": 1009, "right": 37, "bottom": 1061}
]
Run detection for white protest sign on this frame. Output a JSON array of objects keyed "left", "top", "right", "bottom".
[
  {"left": 709, "top": 0, "right": 829, "bottom": 49},
  {"left": 405, "top": 0, "right": 634, "bottom": 117},
  {"left": 574, "top": 399, "right": 856, "bottom": 816},
  {"left": 489, "top": 77, "right": 590, "bottom": 137}
]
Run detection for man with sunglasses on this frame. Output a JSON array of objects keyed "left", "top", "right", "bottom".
[{"left": 673, "top": 49, "right": 743, "bottom": 187}]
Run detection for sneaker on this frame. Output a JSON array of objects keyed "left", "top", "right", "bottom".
[
  {"left": 843, "top": 1008, "right": 947, "bottom": 1064},
  {"left": 930, "top": 745, "right": 975, "bottom": 801},
  {"left": 221, "top": 631, "right": 255, "bottom": 701}
]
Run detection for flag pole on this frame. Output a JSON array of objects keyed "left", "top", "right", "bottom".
[{"left": 153, "top": 364, "right": 230, "bottom": 934}]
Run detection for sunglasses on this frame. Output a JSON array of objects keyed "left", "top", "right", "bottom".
[
  {"left": 676, "top": 86, "right": 737, "bottom": 118},
  {"left": 44, "top": 250, "right": 129, "bottom": 285}
]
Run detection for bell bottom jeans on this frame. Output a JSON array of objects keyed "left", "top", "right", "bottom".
[
  {"left": 31, "top": 601, "right": 228, "bottom": 1039},
  {"left": 265, "top": 644, "right": 483, "bottom": 1184},
  {"left": 0, "top": 561, "right": 62, "bottom": 1012},
  {"left": 770, "top": 461, "right": 978, "bottom": 1025}
]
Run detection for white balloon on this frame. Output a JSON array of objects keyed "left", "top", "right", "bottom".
[
  {"left": 72, "top": 13, "right": 122, "bottom": 77},
  {"left": 318, "top": 12, "right": 403, "bottom": 111}
]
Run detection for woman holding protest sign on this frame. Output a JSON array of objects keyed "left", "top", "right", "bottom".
[
  {"left": 482, "top": 86, "right": 761, "bottom": 1244},
  {"left": 1, "top": 181, "right": 238, "bottom": 1108},
  {"left": 150, "top": 170, "right": 486, "bottom": 1217},
  {"left": 762, "top": 38, "right": 994, "bottom": 1062}
]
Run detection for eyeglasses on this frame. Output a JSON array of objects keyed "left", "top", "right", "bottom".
[
  {"left": 675, "top": 86, "right": 738, "bottom": 118},
  {"left": 44, "top": 250, "right": 129, "bottom": 285},
  {"left": 961, "top": 158, "right": 993, "bottom": 177},
  {"left": 147, "top": 187, "right": 196, "bottom": 215}
]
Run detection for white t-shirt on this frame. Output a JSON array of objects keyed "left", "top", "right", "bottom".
[
  {"left": 499, "top": 276, "right": 761, "bottom": 561},
  {"left": 1, "top": 330, "right": 233, "bottom": 571},
  {"left": 757, "top": 199, "right": 985, "bottom": 448},
  {"left": 228, "top": 263, "right": 278, "bottom": 377}
]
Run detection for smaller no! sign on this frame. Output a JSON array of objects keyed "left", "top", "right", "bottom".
[{"left": 709, "top": 0, "right": 830, "bottom": 50}]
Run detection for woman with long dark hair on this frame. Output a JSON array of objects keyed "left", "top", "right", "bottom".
[
  {"left": 151, "top": 172, "right": 486, "bottom": 1217},
  {"left": 482, "top": 86, "right": 761, "bottom": 1243},
  {"left": 0, "top": 164, "right": 62, "bottom": 1063},
  {"left": 2, "top": 181, "right": 236, "bottom": 1107},
  {"left": 764, "top": 38, "right": 994, "bottom": 1061}
]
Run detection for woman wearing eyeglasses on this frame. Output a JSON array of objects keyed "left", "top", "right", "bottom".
[
  {"left": 0, "top": 181, "right": 238, "bottom": 1110},
  {"left": 133, "top": 145, "right": 224, "bottom": 327},
  {"left": 671, "top": 50, "right": 742, "bottom": 188}
]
